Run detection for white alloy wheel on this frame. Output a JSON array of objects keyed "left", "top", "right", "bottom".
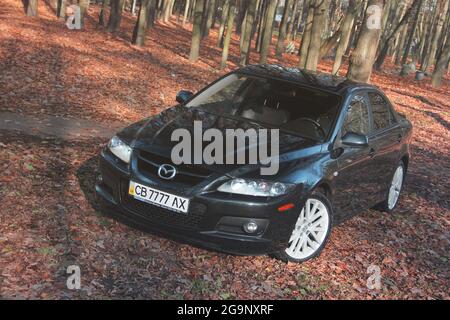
[
  {"left": 388, "top": 165, "right": 404, "bottom": 210},
  {"left": 285, "top": 198, "right": 330, "bottom": 260}
]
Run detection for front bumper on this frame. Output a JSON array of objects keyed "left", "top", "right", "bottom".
[{"left": 95, "top": 151, "right": 305, "bottom": 255}]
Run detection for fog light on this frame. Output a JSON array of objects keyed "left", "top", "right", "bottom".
[{"left": 243, "top": 221, "right": 258, "bottom": 234}]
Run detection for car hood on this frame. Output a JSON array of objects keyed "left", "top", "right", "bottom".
[{"left": 118, "top": 106, "right": 320, "bottom": 175}]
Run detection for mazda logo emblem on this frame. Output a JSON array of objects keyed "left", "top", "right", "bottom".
[{"left": 158, "top": 164, "right": 177, "bottom": 180}]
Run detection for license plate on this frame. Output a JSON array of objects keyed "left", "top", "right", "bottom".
[{"left": 128, "top": 181, "right": 189, "bottom": 213}]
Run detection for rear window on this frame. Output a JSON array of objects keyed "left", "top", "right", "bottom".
[{"left": 368, "top": 92, "right": 396, "bottom": 131}]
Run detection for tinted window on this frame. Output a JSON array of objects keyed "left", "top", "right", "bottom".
[
  {"left": 369, "top": 92, "right": 395, "bottom": 131},
  {"left": 186, "top": 74, "right": 341, "bottom": 141},
  {"left": 342, "top": 95, "right": 370, "bottom": 136}
]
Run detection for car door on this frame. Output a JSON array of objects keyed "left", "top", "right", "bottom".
[
  {"left": 333, "top": 93, "right": 374, "bottom": 219},
  {"left": 366, "top": 90, "right": 403, "bottom": 205}
]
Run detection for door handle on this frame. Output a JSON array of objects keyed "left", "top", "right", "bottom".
[{"left": 369, "top": 148, "right": 376, "bottom": 157}]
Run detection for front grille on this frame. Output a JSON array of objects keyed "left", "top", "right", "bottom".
[
  {"left": 137, "top": 150, "right": 213, "bottom": 186},
  {"left": 120, "top": 181, "right": 207, "bottom": 230}
]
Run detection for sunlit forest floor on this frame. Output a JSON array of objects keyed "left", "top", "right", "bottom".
[{"left": 0, "top": 0, "right": 449, "bottom": 299}]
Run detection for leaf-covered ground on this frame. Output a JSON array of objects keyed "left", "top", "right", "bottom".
[{"left": 0, "top": 1, "right": 449, "bottom": 299}]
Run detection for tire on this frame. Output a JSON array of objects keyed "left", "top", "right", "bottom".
[
  {"left": 376, "top": 162, "right": 405, "bottom": 213},
  {"left": 273, "top": 191, "right": 333, "bottom": 263}
]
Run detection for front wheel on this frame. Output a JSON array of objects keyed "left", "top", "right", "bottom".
[{"left": 273, "top": 192, "right": 333, "bottom": 263}]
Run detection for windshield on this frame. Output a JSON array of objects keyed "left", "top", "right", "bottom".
[{"left": 186, "top": 74, "right": 342, "bottom": 141}]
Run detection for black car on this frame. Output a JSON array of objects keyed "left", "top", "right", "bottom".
[{"left": 95, "top": 65, "right": 412, "bottom": 263}]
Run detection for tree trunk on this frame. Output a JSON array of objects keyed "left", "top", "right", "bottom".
[
  {"left": 255, "top": 0, "right": 267, "bottom": 52},
  {"left": 27, "top": 0, "right": 38, "bottom": 16},
  {"left": 424, "top": 0, "right": 449, "bottom": 71},
  {"left": 216, "top": 0, "right": 230, "bottom": 46},
  {"left": 286, "top": 0, "right": 300, "bottom": 43},
  {"left": 162, "top": 0, "right": 173, "bottom": 23},
  {"left": 99, "top": 0, "right": 108, "bottom": 25},
  {"left": 298, "top": 0, "right": 314, "bottom": 68},
  {"left": 57, "top": 0, "right": 67, "bottom": 19},
  {"left": 132, "top": 0, "right": 151, "bottom": 46},
  {"left": 203, "top": 0, "right": 217, "bottom": 37},
  {"left": 239, "top": 0, "right": 258, "bottom": 66},
  {"left": 394, "top": 23, "right": 408, "bottom": 65},
  {"left": 259, "top": 0, "right": 278, "bottom": 64},
  {"left": 346, "top": 0, "right": 383, "bottom": 83},
  {"left": 319, "top": 19, "right": 344, "bottom": 60},
  {"left": 189, "top": 0, "right": 205, "bottom": 62},
  {"left": 431, "top": 35, "right": 450, "bottom": 88},
  {"left": 275, "top": 0, "right": 293, "bottom": 58},
  {"left": 400, "top": 0, "right": 423, "bottom": 66},
  {"left": 332, "top": 0, "right": 358, "bottom": 75},
  {"left": 183, "top": 0, "right": 191, "bottom": 26},
  {"left": 147, "top": 0, "right": 157, "bottom": 28},
  {"left": 374, "top": 0, "right": 417, "bottom": 70},
  {"left": 79, "top": 0, "right": 90, "bottom": 28},
  {"left": 293, "top": 0, "right": 306, "bottom": 41},
  {"left": 304, "top": 0, "right": 330, "bottom": 71},
  {"left": 415, "top": 5, "right": 429, "bottom": 66},
  {"left": 221, "top": 0, "right": 236, "bottom": 68},
  {"left": 236, "top": 0, "right": 248, "bottom": 35},
  {"left": 107, "top": 0, "right": 126, "bottom": 33}
]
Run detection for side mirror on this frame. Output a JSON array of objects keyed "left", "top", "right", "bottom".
[
  {"left": 341, "top": 132, "right": 368, "bottom": 147},
  {"left": 176, "top": 90, "right": 193, "bottom": 104}
]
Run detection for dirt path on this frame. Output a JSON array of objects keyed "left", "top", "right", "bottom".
[{"left": 0, "top": 112, "right": 125, "bottom": 140}]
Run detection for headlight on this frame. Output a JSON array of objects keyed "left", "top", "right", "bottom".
[
  {"left": 108, "top": 136, "right": 131, "bottom": 164},
  {"left": 217, "top": 178, "right": 294, "bottom": 197}
]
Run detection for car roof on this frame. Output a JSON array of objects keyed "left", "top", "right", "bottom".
[{"left": 236, "top": 64, "right": 376, "bottom": 95}]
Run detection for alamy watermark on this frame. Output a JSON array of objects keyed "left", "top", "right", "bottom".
[
  {"left": 366, "top": 5, "right": 382, "bottom": 30},
  {"left": 170, "top": 121, "right": 280, "bottom": 175},
  {"left": 66, "top": 265, "right": 81, "bottom": 290},
  {"left": 366, "top": 264, "right": 381, "bottom": 290}
]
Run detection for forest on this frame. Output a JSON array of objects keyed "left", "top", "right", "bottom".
[
  {"left": 22, "top": 0, "right": 450, "bottom": 86},
  {"left": 0, "top": 0, "right": 448, "bottom": 299}
]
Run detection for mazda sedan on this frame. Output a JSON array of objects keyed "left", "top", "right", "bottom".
[{"left": 95, "top": 65, "right": 412, "bottom": 263}]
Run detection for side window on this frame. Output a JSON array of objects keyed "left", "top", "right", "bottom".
[
  {"left": 368, "top": 92, "right": 395, "bottom": 131},
  {"left": 342, "top": 95, "right": 370, "bottom": 136}
]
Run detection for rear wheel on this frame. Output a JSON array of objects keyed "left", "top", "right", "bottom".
[
  {"left": 274, "top": 192, "right": 333, "bottom": 263},
  {"left": 377, "top": 162, "right": 405, "bottom": 213}
]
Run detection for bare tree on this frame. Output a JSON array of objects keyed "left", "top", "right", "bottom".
[
  {"left": 26, "top": 0, "right": 38, "bottom": 16},
  {"left": 183, "top": 0, "right": 191, "bottom": 26},
  {"left": 298, "top": 0, "right": 314, "bottom": 68},
  {"left": 79, "top": 0, "right": 90, "bottom": 28},
  {"left": 57, "top": 0, "right": 67, "bottom": 19},
  {"left": 147, "top": 0, "right": 158, "bottom": 28},
  {"left": 400, "top": 0, "right": 423, "bottom": 66},
  {"left": 374, "top": 0, "right": 418, "bottom": 70},
  {"left": 217, "top": 0, "right": 230, "bottom": 46},
  {"left": 423, "top": 0, "right": 449, "bottom": 71},
  {"left": 332, "top": 0, "right": 360, "bottom": 75},
  {"left": 221, "top": 0, "right": 237, "bottom": 68},
  {"left": 240, "top": 0, "right": 258, "bottom": 66},
  {"left": 431, "top": 35, "right": 450, "bottom": 87},
  {"left": 276, "top": 0, "right": 294, "bottom": 58},
  {"left": 132, "top": 0, "right": 151, "bottom": 46},
  {"left": 203, "top": 0, "right": 218, "bottom": 37},
  {"left": 304, "top": 0, "right": 330, "bottom": 71},
  {"left": 163, "top": 0, "right": 174, "bottom": 23},
  {"left": 107, "top": 0, "right": 126, "bottom": 33},
  {"left": 189, "top": 0, "right": 206, "bottom": 62},
  {"left": 259, "top": 0, "right": 278, "bottom": 64},
  {"left": 347, "top": 0, "right": 383, "bottom": 83}
]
